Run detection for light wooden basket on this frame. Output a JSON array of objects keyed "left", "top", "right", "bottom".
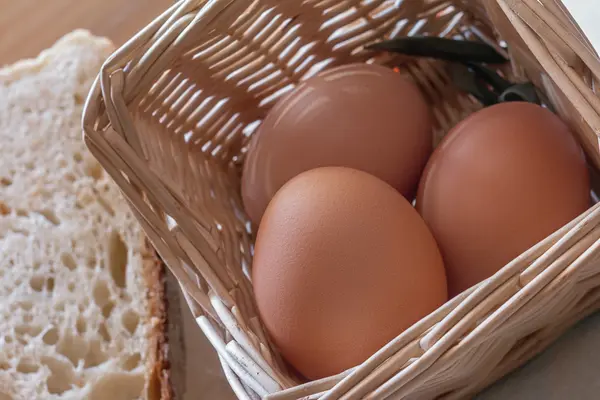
[{"left": 83, "top": 0, "right": 600, "bottom": 398}]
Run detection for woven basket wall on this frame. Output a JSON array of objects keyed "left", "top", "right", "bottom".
[{"left": 83, "top": 0, "right": 600, "bottom": 398}]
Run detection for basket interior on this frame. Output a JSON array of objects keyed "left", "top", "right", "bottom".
[
  {"left": 104, "top": 0, "right": 600, "bottom": 395},
  {"left": 132, "top": 0, "right": 512, "bottom": 250}
]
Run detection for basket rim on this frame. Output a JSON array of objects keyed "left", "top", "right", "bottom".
[{"left": 81, "top": 0, "right": 600, "bottom": 399}]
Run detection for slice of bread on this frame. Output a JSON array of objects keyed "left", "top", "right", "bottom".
[{"left": 0, "top": 30, "right": 170, "bottom": 400}]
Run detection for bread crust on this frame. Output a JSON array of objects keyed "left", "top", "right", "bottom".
[
  {"left": 142, "top": 237, "right": 172, "bottom": 400},
  {"left": 0, "top": 30, "right": 173, "bottom": 399}
]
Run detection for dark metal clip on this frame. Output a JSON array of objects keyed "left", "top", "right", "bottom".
[
  {"left": 366, "top": 37, "right": 508, "bottom": 64},
  {"left": 450, "top": 62, "right": 540, "bottom": 105},
  {"left": 368, "top": 36, "right": 541, "bottom": 106}
]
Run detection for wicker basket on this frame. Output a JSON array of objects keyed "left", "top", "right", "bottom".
[{"left": 83, "top": 0, "right": 600, "bottom": 398}]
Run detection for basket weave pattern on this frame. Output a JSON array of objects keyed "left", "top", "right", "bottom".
[{"left": 83, "top": 0, "right": 600, "bottom": 398}]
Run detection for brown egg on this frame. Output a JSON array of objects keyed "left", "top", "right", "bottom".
[
  {"left": 242, "top": 63, "right": 432, "bottom": 225},
  {"left": 252, "top": 167, "right": 447, "bottom": 380},
  {"left": 417, "top": 102, "right": 590, "bottom": 297}
]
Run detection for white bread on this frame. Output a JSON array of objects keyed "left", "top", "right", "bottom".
[{"left": 0, "top": 30, "right": 169, "bottom": 400}]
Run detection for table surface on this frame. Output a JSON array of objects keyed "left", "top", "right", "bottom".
[
  {"left": 2, "top": 1, "right": 600, "bottom": 399},
  {"left": 0, "top": 0, "right": 171, "bottom": 66}
]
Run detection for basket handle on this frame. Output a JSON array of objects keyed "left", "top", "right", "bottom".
[
  {"left": 503, "top": 0, "right": 600, "bottom": 78},
  {"left": 495, "top": 0, "right": 600, "bottom": 152}
]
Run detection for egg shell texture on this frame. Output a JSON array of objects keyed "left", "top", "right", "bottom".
[
  {"left": 252, "top": 167, "right": 447, "bottom": 380},
  {"left": 417, "top": 102, "right": 590, "bottom": 296},
  {"left": 242, "top": 63, "right": 433, "bottom": 225}
]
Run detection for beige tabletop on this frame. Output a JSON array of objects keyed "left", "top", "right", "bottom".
[
  {"left": 2, "top": 1, "right": 600, "bottom": 399},
  {"left": 0, "top": 0, "right": 171, "bottom": 66}
]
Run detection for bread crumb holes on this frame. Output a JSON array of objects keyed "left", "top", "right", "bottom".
[
  {"left": 108, "top": 231, "right": 128, "bottom": 288},
  {"left": 16, "top": 358, "right": 39, "bottom": 374},
  {"left": 43, "top": 327, "right": 59, "bottom": 345},
  {"left": 122, "top": 310, "right": 139, "bottom": 335}
]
